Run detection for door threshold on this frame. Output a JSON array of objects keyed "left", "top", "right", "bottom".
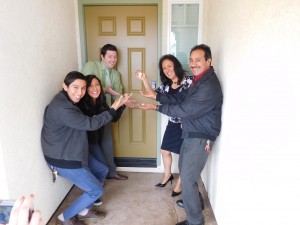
[
  {"left": 115, "top": 157, "right": 157, "bottom": 168},
  {"left": 117, "top": 167, "right": 164, "bottom": 173}
]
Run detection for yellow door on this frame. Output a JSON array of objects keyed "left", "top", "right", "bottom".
[{"left": 84, "top": 5, "right": 158, "bottom": 165}]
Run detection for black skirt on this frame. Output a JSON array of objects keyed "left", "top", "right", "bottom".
[{"left": 161, "top": 121, "right": 183, "bottom": 154}]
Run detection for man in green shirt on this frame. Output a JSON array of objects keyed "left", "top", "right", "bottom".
[
  {"left": 82, "top": 44, "right": 123, "bottom": 106},
  {"left": 81, "top": 44, "right": 129, "bottom": 181}
]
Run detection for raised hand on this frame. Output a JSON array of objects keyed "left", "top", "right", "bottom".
[
  {"left": 139, "top": 89, "right": 157, "bottom": 100},
  {"left": 135, "top": 70, "right": 157, "bottom": 100},
  {"left": 135, "top": 70, "right": 147, "bottom": 81},
  {"left": 111, "top": 93, "right": 133, "bottom": 110}
]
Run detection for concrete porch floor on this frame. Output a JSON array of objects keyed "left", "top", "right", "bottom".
[{"left": 47, "top": 172, "right": 217, "bottom": 225}]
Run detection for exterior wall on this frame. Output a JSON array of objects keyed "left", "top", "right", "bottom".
[
  {"left": 203, "top": 0, "right": 300, "bottom": 224},
  {"left": 0, "top": 0, "right": 79, "bottom": 222}
]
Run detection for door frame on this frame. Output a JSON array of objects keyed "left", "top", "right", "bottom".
[{"left": 77, "top": 0, "right": 163, "bottom": 168}]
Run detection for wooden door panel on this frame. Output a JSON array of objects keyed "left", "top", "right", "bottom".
[{"left": 84, "top": 5, "right": 158, "bottom": 161}]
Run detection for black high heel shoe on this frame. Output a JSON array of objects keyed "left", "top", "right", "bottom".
[
  {"left": 171, "top": 190, "right": 181, "bottom": 197},
  {"left": 155, "top": 175, "right": 174, "bottom": 187}
]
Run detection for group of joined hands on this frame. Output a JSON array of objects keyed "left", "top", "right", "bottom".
[{"left": 110, "top": 70, "right": 158, "bottom": 111}]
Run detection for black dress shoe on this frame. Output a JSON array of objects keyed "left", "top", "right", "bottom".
[
  {"left": 171, "top": 190, "right": 181, "bottom": 197},
  {"left": 176, "top": 220, "right": 189, "bottom": 225},
  {"left": 108, "top": 174, "right": 128, "bottom": 180},
  {"left": 176, "top": 192, "right": 204, "bottom": 210},
  {"left": 176, "top": 220, "right": 203, "bottom": 225},
  {"left": 176, "top": 199, "right": 184, "bottom": 208}
]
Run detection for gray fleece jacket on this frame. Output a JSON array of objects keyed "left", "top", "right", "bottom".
[
  {"left": 41, "top": 91, "right": 116, "bottom": 168},
  {"left": 157, "top": 66, "right": 223, "bottom": 141}
]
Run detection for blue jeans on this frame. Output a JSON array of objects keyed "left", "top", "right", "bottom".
[
  {"left": 88, "top": 153, "right": 109, "bottom": 183},
  {"left": 52, "top": 154, "right": 108, "bottom": 220},
  {"left": 89, "top": 144, "right": 108, "bottom": 166}
]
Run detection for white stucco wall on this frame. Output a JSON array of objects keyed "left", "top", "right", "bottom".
[
  {"left": 0, "top": 0, "right": 79, "bottom": 222},
  {"left": 203, "top": 0, "right": 300, "bottom": 224}
]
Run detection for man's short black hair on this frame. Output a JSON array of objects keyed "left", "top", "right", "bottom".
[
  {"left": 64, "top": 71, "right": 86, "bottom": 87},
  {"left": 100, "top": 44, "right": 118, "bottom": 57},
  {"left": 190, "top": 44, "right": 212, "bottom": 61}
]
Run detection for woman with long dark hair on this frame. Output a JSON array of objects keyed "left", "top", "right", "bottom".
[
  {"left": 136, "top": 54, "right": 193, "bottom": 196},
  {"left": 78, "top": 75, "right": 128, "bottom": 182}
]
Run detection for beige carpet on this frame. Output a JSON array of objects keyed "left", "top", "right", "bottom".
[{"left": 47, "top": 172, "right": 217, "bottom": 225}]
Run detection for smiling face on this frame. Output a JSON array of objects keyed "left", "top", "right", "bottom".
[
  {"left": 63, "top": 79, "right": 86, "bottom": 103},
  {"left": 87, "top": 78, "right": 101, "bottom": 100},
  {"left": 189, "top": 49, "right": 211, "bottom": 76},
  {"left": 162, "top": 59, "right": 177, "bottom": 81},
  {"left": 101, "top": 50, "right": 118, "bottom": 69}
]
